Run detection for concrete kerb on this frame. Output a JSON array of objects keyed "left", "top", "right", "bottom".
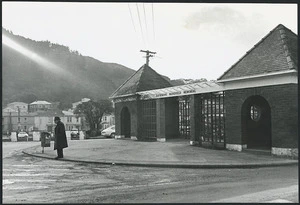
[{"left": 22, "top": 148, "right": 298, "bottom": 169}]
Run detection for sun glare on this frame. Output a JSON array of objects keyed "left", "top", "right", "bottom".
[{"left": 2, "top": 35, "right": 65, "bottom": 75}]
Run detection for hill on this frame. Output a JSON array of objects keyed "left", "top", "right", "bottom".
[
  {"left": 2, "top": 28, "right": 136, "bottom": 108},
  {"left": 2, "top": 28, "right": 206, "bottom": 109}
]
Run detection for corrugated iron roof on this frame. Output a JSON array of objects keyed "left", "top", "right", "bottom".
[{"left": 137, "top": 81, "right": 224, "bottom": 100}]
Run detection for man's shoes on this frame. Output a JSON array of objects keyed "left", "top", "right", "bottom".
[{"left": 54, "top": 156, "right": 63, "bottom": 160}]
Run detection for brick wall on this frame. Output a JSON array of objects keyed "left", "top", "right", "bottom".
[
  {"left": 114, "top": 100, "right": 138, "bottom": 137},
  {"left": 156, "top": 97, "right": 179, "bottom": 139},
  {"left": 225, "top": 84, "right": 298, "bottom": 148}
]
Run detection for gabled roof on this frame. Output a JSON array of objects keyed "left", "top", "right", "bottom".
[
  {"left": 218, "top": 24, "right": 298, "bottom": 80},
  {"left": 110, "top": 64, "right": 172, "bottom": 99}
]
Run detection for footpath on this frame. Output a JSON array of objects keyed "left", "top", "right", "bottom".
[{"left": 22, "top": 138, "right": 298, "bottom": 168}]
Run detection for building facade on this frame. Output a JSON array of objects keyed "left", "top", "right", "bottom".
[
  {"left": 28, "top": 101, "right": 53, "bottom": 112},
  {"left": 101, "top": 113, "right": 115, "bottom": 129},
  {"left": 72, "top": 98, "right": 91, "bottom": 110},
  {"left": 5, "top": 102, "right": 28, "bottom": 112},
  {"left": 111, "top": 24, "right": 298, "bottom": 157},
  {"left": 2, "top": 112, "right": 36, "bottom": 134},
  {"left": 62, "top": 110, "right": 82, "bottom": 131}
]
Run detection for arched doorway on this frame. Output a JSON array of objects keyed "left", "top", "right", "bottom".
[
  {"left": 241, "top": 95, "right": 272, "bottom": 149},
  {"left": 120, "top": 107, "right": 131, "bottom": 138}
]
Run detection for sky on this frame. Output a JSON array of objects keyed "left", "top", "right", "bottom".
[{"left": 2, "top": 2, "right": 298, "bottom": 80}]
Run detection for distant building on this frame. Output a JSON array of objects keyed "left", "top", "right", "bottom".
[
  {"left": 101, "top": 113, "right": 115, "bottom": 129},
  {"left": 2, "top": 112, "right": 36, "bottom": 134},
  {"left": 2, "top": 107, "right": 18, "bottom": 113},
  {"left": 62, "top": 110, "right": 82, "bottom": 131},
  {"left": 72, "top": 98, "right": 90, "bottom": 110},
  {"left": 28, "top": 101, "right": 52, "bottom": 112},
  {"left": 6, "top": 102, "right": 28, "bottom": 112},
  {"left": 49, "top": 101, "right": 60, "bottom": 109},
  {"left": 33, "top": 109, "right": 64, "bottom": 132},
  {"left": 2, "top": 103, "right": 84, "bottom": 134}
]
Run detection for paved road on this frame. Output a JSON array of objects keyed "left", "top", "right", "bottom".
[{"left": 2, "top": 142, "right": 298, "bottom": 203}]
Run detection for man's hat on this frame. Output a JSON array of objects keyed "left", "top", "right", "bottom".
[{"left": 54, "top": 116, "right": 61, "bottom": 121}]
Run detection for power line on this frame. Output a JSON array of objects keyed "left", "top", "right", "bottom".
[
  {"left": 128, "top": 4, "right": 137, "bottom": 35},
  {"left": 151, "top": 3, "right": 155, "bottom": 41},
  {"left": 143, "top": 3, "right": 149, "bottom": 45},
  {"left": 136, "top": 3, "right": 146, "bottom": 46}
]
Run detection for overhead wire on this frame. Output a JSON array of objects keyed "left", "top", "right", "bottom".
[
  {"left": 128, "top": 4, "right": 137, "bottom": 35},
  {"left": 143, "top": 3, "right": 149, "bottom": 46},
  {"left": 151, "top": 3, "right": 156, "bottom": 41},
  {"left": 136, "top": 3, "right": 146, "bottom": 47}
]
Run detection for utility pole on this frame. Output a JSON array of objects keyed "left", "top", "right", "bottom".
[
  {"left": 8, "top": 111, "right": 12, "bottom": 134},
  {"left": 140, "top": 50, "right": 156, "bottom": 66},
  {"left": 17, "top": 106, "right": 21, "bottom": 132}
]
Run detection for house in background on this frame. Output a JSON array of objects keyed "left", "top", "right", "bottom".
[
  {"left": 33, "top": 109, "right": 64, "bottom": 132},
  {"left": 2, "top": 111, "right": 36, "bottom": 134},
  {"left": 72, "top": 98, "right": 90, "bottom": 110},
  {"left": 5, "top": 102, "right": 28, "bottom": 112},
  {"left": 2, "top": 107, "right": 18, "bottom": 113},
  {"left": 28, "top": 101, "right": 52, "bottom": 112},
  {"left": 62, "top": 110, "right": 82, "bottom": 131},
  {"left": 101, "top": 113, "right": 115, "bottom": 129}
]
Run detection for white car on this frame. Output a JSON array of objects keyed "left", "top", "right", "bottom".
[
  {"left": 101, "top": 125, "right": 115, "bottom": 138},
  {"left": 18, "top": 132, "right": 29, "bottom": 140}
]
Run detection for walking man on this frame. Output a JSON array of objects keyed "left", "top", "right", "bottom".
[{"left": 54, "top": 116, "right": 68, "bottom": 159}]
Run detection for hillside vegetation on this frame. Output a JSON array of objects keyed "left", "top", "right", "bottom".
[{"left": 2, "top": 28, "right": 135, "bottom": 108}]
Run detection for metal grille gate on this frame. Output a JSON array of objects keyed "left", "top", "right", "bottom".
[
  {"left": 141, "top": 100, "right": 157, "bottom": 139},
  {"left": 179, "top": 96, "right": 191, "bottom": 138},
  {"left": 199, "top": 92, "right": 225, "bottom": 147}
]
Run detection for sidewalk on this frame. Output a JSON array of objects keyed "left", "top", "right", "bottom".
[{"left": 22, "top": 139, "right": 298, "bottom": 168}]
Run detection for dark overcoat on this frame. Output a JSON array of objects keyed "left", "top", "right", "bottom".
[{"left": 54, "top": 121, "right": 68, "bottom": 150}]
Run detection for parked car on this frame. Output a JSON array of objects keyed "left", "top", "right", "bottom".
[
  {"left": 18, "top": 132, "right": 29, "bottom": 141},
  {"left": 71, "top": 130, "right": 79, "bottom": 140},
  {"left": 101, "top": 125, "right": 115, "bottom": 138}
]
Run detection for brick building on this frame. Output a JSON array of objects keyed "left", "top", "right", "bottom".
[{"left": 110, "top": 24, "right": 298, "bottom": 157}]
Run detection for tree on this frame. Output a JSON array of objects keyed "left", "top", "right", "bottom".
[{"left": 74, "top": 99, "right": 113, "bottom": 132}]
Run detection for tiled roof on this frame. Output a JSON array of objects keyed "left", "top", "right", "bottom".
[
  {"left": 218, "top": 24, "right": 298, "bottom": 80},
  {"left": 110, "top": 64, "right": 172, "bottom": 98}
]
